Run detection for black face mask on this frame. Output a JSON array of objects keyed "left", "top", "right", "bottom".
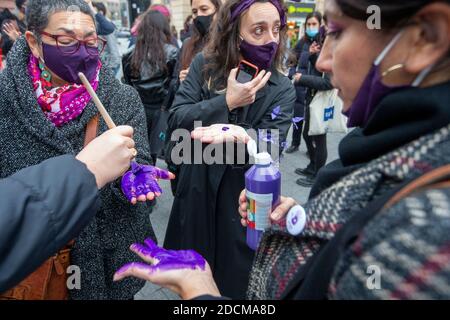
[{"left": 193, "top": 14, "right": 213, "bottom": 37}]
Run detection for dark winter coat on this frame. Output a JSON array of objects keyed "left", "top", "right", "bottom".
[
  {"left": 122, "top": 43, "right": 179, "bottom": 109},
  {"left": 163, "top": 53, "right": 295, "bottom": 299}
]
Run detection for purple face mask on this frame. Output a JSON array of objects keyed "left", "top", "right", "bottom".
[
  {"left": 41, "top": 43, "right": 99, "bottom": 84},
  {"left": 345, "top": 32, "right": 434, "bottom": 128},
  {"left": 239, "top": 39, "right": 278, "bottom": 71}
]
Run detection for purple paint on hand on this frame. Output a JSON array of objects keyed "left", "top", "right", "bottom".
[
  {"left": 121, "top": 161, "right": 170, "bottom": 202},
  {"left": 114, "top": 239, "right": 206, "bottom": 277},
  {"left": 222, "top": 126, "right": 230, "bottom": 132}
]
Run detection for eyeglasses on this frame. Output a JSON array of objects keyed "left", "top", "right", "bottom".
[{"left": 40, "top": 31, "right": 107, "bottom": 56}]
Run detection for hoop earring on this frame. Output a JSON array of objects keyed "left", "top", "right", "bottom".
[
  {"left": 381, "top": 63, "right": 405, "bottom": 78},
  {"left": 38, "top": 60, "right": 52, "bottom": 82}
]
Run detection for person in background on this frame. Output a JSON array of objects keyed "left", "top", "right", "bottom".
[
  {"left": 129, "top": 4, "right": 179, "bottom": 49},
  {"left": 293, "top": 13, "right": 333, "bottom": 188},
  {"left": 1, "top": 0, "right": 27, "bottom": 58},
  {"left": 164, "top": 0, "right": 222, "bottom": 196},
  {"left": 0, "top": 126, "right": 137, "bottom": 293},
  {"left": 180, "top": 14, "right": 193, "bottom": 42},
  {"left": 150, "top": 4, "right": 180, "bottom": 49},
  {"left": 285, "top": 12, "right": 323, "bottom": 154},
  {"left": 171, "top": 24, "right": 181, "bottom": 48},
  {"left": 84, "top": 0, "right": 116, "bottom": 36},
  {"left": 93, "top": 2, "right": 121, "bottom": 77},
  {"left": 123, "top": 10, "right": 179, "bottom": 164},
  {"left": 177, "top": 0, "right": 221, "bottom": 84}
]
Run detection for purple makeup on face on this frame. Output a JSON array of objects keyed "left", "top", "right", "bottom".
[
  {"left": 326, "top": 20, "right": 344, "bottom": 37},
  {"left": 121, "top": 162, "right": 170, "bottom": 202},
  {"left": 114, "top": 239, "right": 206, "bottom": 277}
]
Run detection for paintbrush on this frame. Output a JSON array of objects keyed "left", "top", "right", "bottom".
[{"left": 78, "top": 72, "right": 137, "bottom": 158}]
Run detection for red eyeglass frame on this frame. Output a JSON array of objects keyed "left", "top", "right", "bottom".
[{"left": 40, "top": 31, "right": 107, "bottom": 55}]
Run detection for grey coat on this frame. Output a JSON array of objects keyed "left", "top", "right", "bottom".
[{"left": 0, "top": 38, "right": 155, "bottom": 299}]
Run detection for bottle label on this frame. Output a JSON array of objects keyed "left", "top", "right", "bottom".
[{"left": 246, "top": 190, "right": 273, "bottom": 231}]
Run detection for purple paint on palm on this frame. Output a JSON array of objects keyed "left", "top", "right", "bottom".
[
  {"left": 115, "top": 239, "right": 206, "bottom": 276},
  {"left": 121, "top": 161, "right": 170, "bottom": 202},
  {"left": 222, "top": 126, "right": 230, "bottom": 132}
]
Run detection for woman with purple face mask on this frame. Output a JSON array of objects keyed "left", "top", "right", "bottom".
[
  {"left": 120, "top": 0, "right": 296, "bottom": 299},
  {"left": 115, "top": 0, "right": 450, "bottom": 301},
  {"left": 0, "top": 0, "right": 174, "bottom": 300}
]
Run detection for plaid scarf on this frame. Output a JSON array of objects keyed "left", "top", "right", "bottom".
[{"left": 247, "top": 124, "right": 450, "bottom": 299}]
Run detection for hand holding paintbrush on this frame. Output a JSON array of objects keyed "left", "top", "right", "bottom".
[{"left": 78, "top": 72, "right": 175, "bottom": 204}]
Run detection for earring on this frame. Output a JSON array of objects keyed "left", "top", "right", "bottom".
[
  {"left": 381, "top": 63, "right": 405, "bottom": 78},
  {"left": 39, "top": 61, "right": 52, "bottom": 82}
]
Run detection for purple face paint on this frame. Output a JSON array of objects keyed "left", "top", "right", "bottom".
[
  {"left": 114, "top": 238, "right": 206, "bottom": 277},
  {"left": 121, "top": 161, "right": 171, "bottom": 202}
]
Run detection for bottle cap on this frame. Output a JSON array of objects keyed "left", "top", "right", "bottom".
[
  {"left": 255, "top": 152, "right": 272, "bottom": 165},
  {"left": 247, "top": 139, "right": 257, "bottom": 158},
  {"left": 286, "top": 205, "right": 307, "bottom": 236}
]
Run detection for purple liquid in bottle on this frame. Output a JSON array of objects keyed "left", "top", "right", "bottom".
[{"left": 245, "top": 152, "right": 281, "bottom": 250}]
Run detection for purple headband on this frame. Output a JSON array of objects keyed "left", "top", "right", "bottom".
[{"left": 231, "top": 0, "right": 287, "bottom": 28}]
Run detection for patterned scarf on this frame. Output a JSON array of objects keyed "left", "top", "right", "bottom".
[
  {"left": 28, "top": 54, "right": 101, "bottom": 127},
  {"left": 247, "top": 124, "right": 450, "bottom": 299}
]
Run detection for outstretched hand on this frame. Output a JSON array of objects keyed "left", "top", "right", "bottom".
[
  {"left": 113, "top": 239, "right": 220, "bottom": 300},
  {"left": 121, "top": 161, "right": 175, "bottom": 204},
  {"left": 191, "top": 124, "right": 251, "bottom": 144}
]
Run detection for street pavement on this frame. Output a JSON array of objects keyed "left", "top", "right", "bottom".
[{"left": 135, "top": 128, "right": 346, "bottom": 300}]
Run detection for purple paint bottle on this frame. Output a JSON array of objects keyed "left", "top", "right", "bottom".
[{"left": 245, "top": 151, "right": 281, "bottom": 250}]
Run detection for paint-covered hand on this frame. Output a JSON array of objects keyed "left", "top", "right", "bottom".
[
  {"left": 113, "top": 239, "right": 220, "bottom": 300},
  {"left": 121, "top": 161, "right": 175, "bottom": 204},
  {"left": 191, "top": 124, "right": 251, "bottom": 144}
]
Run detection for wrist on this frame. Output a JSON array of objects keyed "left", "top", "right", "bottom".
[
  {"left": 226, "top": 95, "right": 237, "bottom": 111},
  {"left": 75, "top": 155, "right": 105, "bottom": 189},
  {"left": 179, "top": 273, "right": 221, "bottom": 300}
]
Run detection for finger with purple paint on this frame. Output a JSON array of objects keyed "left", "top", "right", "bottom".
[
  {"left": 121, "top": 162, "right": 175, "bottom": 204},
  {"left": 113, "top": 240, "right": 220, "bottom": 300}
]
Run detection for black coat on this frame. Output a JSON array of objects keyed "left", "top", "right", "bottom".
[
  {"left": 0, "top": 156, "right": 100, "bottom": 293},
  {"left": 290, "top": 38, "right": 313, "bottom": 109},
  {"left": 163, "top": 53, "right": 296, "bottom": 299},
  {"left": 122, "top": 44, "right": 179, "bottom": 109}
]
